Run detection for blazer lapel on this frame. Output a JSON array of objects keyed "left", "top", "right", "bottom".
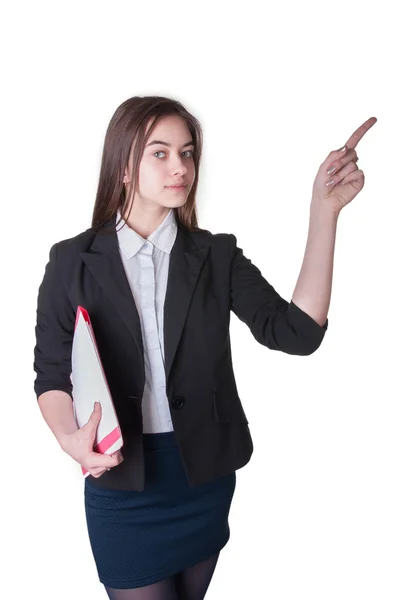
[
  {"left": 163, "top": 226, "right": 209, "bottom": 382},
  {"left": 80, "top": 220, "right": 144, "bottom": 364},
  {"left": 80, "top": 216, "right": 210, "bottom": 385}
]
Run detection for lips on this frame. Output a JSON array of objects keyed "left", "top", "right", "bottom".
[{"left": 166, "top": 184, "right": 187, "bottom": 189}]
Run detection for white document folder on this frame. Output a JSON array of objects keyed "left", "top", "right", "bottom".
[{"left": 71, "top": 306, "right": 123, "bottom": 477}]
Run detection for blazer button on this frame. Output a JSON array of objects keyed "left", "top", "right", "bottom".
[{"left": 171, "top": 396, "right": 185, "bottom": 409}]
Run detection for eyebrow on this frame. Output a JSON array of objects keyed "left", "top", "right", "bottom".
[{"left": 145, "top": 139, "right": 195, "bottom": 148}]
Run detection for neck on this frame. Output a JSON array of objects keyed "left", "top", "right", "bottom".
[{"left": 122, "top": 200, "right": 171, "bottom": 239}]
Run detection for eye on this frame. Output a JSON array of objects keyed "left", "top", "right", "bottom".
[{"left": 153, "top": 150, "right": 194, "bottom": 159}]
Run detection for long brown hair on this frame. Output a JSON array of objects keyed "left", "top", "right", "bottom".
[{"left": 91, "top": 96, "right": 203, "bottom": 232}]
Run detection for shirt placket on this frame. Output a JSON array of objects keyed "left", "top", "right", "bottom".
[{"left": 138, "top": 242, "right": 171, "bottom": 431}]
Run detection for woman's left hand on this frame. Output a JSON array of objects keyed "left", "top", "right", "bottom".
[{"left": 311, "top": 116, "right": 377, "bottom": 214}]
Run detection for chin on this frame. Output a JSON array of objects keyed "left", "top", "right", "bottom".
[{"left": 161, "top": 196, "right": 188, "bottom": 209}]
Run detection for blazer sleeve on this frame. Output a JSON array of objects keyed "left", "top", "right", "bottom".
[
  {"left": 33, "top": 243, "right": 75, "bottom": 399},
  {"left": 229, "top": 234, "right": 328, "bottom": 356}
]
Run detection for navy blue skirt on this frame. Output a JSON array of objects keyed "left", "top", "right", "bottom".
[{"left": 84, "top": 431, "right": 236, "bottom": 589}]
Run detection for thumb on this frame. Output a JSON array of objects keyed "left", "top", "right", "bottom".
[{"left": 85, "top": 402, "right": 102, "bottom": 431}]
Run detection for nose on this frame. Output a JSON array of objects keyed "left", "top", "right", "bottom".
[{"left": 170, "top": 154, "right": 188, "bottom": 176}]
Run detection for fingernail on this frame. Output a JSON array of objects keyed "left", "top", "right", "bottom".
[
  {"left": 339, "top": 145, "right": 347, "bottom": 153},
  {"left": 327, "top": 166, "right": 336, "bottom": 175},
  {"left": 325, "top": 178, "right": 334, "bottom": 186}
]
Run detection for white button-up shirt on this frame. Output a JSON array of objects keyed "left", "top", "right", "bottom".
[{"left": 116, "top": 208, "right": 177, "bottom": 433}]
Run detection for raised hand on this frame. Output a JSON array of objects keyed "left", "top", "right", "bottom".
[{"left": 311, "top": 116, "right": 377, "bottom": 214}]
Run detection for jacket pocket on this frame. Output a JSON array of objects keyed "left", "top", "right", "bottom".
[{"left": 213, "top": 390, "right": 249, "bottom": 424}]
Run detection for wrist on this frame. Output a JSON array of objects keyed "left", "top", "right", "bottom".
[
  {"left": 309, "top": 198, "right": 340, "bottom": 226},
  {"left": 59, "top": 431, "right": 74, "bottom": 452}
]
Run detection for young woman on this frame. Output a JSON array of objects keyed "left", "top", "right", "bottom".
[{"left": 33, "top": 96, "right": 376, "bottom": 599}]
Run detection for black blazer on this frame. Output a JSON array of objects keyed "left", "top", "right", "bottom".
[{"left": 33, "top": 216, "right": 328, "bottom": 490}]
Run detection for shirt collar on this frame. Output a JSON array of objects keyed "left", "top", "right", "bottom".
[{"left": 116, "top": 208, "right": 178, "bottom": 259}]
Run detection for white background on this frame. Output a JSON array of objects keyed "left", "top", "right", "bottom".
[{"left": 2, "top": 1, "right": 397, "bottom": 598}]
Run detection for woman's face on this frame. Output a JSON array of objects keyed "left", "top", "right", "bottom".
[{"left": 124, "top": 114, "right": 196, "bottom": 211}]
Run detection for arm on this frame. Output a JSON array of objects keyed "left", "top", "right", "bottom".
[
  {"left": 291, "top": 116, "right": 377, "bottom": 325},
  {"left": 33, "top": 242, "right": 75, "bottom": 398},
  {"left": 33, "top": 245, "right": 123, "bottom": 474},
  {"left": 33, "top": 243, "right": 77, "bottom": 448},
  {"left": 38, "top": 390, "right": 78, "bottom": 450},
  {"left": 230, "top": 117, "right": 377, "bottom": 354},
  {"left": 229, "top": 234, "right": 328, "bottom": 356},
  {"left": 291, "top": 204, "right": 338, "bottom": 327},
  {"left": 293, "top": 117, "right": 377, "bottom": 324}
]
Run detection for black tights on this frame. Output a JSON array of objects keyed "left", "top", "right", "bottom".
[{"left": 104, "top": 552, "right": 219, "bottom": 600}]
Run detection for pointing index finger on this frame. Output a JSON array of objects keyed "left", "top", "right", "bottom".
[{"left": 344, "top": 116, "right": 377, "bottom": 149}]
